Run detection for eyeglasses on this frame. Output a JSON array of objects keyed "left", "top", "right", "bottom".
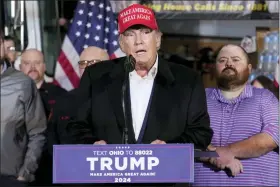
[{"left": 78, "top": 59, "right": 101, "bottom": 69}]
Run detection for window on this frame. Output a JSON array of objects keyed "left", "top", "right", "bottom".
[{"left": 38, "top": 0, "right": 61, "bottom": 77}]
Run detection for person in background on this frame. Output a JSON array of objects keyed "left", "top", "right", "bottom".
[
  {"left": 169, "top": 44, "right": 194, "bottom": 69},
  {"left": 19, "top": 49, "right": 67, "bottom": 186},
  {"left": 251, "top": 75, "right": 279, "bottom": 99},
  {"left": 0, "top": 30, "right": 47, "bottom": 187},
  {"left": 196, "top": 47, "right": 216, "bottom": 88},
  {"left": 3, "top": 35, "right": 17, "bottom": 66},
  {"left": 48, "top": 46, "right": 109, "bottom": 149},
  {"left": 194, "top": 44, "right": 279, "bottom": 186},
  {"left": 57, "top": 0, "right": 78, "bottom": 40},
  {"left": 45, "top": 47, "right": 109, "bottom": 185},
  {"left": 20, "top": 49, "right": 67, "bottom": 118},
  {"left": 196, "top": 47, "right": 214, "bottom": 74}
]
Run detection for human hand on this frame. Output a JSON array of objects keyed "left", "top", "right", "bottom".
[
  {"left": 199, "top": 144, "right": 217, "bottom": 162},
  {"left": 209, "top": 146, "right": 235, "bottom": 169},
  {"left": 94, "top": 140, "right": 107, "bottom": 145},
  {"left": 151, "top": 140, "right": 166, "bottom": 144},
  {"left": 209, "top": 146, "right": 243, "bottom": 176},
  {"left": 207, "top": 144, "right": 216, "bottom": 151},
  {"left": 225, "top": 158, "right": 243, "bottom": 177}
]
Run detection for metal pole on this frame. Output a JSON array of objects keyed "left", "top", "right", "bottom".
[
  {"left": 11, "top": 1, "right": 15, "bottom": 18},
  {"left": 14, "top": 1, "right": 21, "bottom": 30},
  {"left": 20, "top": 0, "right": 24, "bottom": 50},
  {"left": 11, "top": 0, "right": 15, "bottom": 33}
]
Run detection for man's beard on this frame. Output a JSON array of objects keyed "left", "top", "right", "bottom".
[
  {"left": 28, "top": 70, "right": 42, "bottom": 83},
  {"left": 215, "top": 66, "right": 250, "bottom": 91}
]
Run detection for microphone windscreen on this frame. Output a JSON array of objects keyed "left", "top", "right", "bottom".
[{"left": 124, "top": 55, "right": 136, "bottom": 73}]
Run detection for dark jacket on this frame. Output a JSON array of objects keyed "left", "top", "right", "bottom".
[
  {"left": 39, "top": 81, "right": 67, "bottom": 118},
  {"left": 67, "top": 56, "right": 213, "bottom": 149},
  {"left": 39, "top": 81, "right": 67, "bottom": 117},
  {"left": 0, "top": 68, "right": 46, "bottom": 182},
  {"left": 32, "top": 82, "right": 66, "bottom": 185},
  {"left": 31, "top": 82, "right": 67, "bottom": 186},
  {"left": 47, "top": 88, "right": 81, "bottom": 153}
]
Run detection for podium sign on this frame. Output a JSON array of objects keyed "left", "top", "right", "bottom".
[{"left": 53, "top": 144, "right": 194, "bottom": 184}]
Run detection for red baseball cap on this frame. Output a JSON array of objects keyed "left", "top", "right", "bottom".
[{"left": 118, "top": 4, "right": 158, "bottom": 34}]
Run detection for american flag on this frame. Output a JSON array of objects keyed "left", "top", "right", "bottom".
[{"left": 54, "top": 0, "right": 125, "bottom": 91}]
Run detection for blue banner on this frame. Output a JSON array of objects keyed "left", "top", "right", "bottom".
[{"left": 53, "top": 144, "right": 194, "bottom": 183}]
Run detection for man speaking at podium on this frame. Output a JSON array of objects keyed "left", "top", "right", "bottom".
[{"left": 67, "top": 4, "right": 212, "bottom": 151}]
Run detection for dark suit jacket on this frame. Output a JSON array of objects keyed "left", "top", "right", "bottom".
[
  {"left": 66, "top": 56, "right": 213, "bottom": 149},
  {"left": 47, "top": 88, "right": 80, "bottom": 153},
  {"left": 33, "top": 82, "right": 67, "bottom": 185},
  {"left": 39, "top": 81, "right": 67, "bottom": 117}
]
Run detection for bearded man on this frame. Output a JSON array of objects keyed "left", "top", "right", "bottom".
[
  {"left": 194, "top": 44, "right": 279, "bottom": 186},
  {"left": 20, "top": 49, "right": 67, "bottom": 118}
]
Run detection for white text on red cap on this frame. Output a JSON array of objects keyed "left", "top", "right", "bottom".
[
  {"left": 122, "top": 14, "right": 151, "bottom": 24},
  {"left": 119, "top": 7, "right": 152, "bottom": 18}
]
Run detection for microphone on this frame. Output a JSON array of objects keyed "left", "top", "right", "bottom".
[
  {"left": 122, "top": 55, "right": 135, "bottom": 144},
  {"left": 124, "top": 54, "right": 136, "bottom": 73}
]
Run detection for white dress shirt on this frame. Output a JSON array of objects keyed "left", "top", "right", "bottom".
[{"left": 129, "top": 56, "right": 158, "bottom": 140}]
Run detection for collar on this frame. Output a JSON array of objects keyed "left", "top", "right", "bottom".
[
  {"left": 209, "top": 84, "right": 253, "bottom": 104},
  {"left": 129, "top": 55, "right": 158, "bottom": 80},
  {"left": 109, "top": 55, "right": 174, "bottom": 85},
  {"left": 38, "top": 81, "right": 48, "bottom": 92}
]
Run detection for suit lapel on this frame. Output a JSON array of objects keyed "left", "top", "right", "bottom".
[
  {"left": 106, "top": 77, "right": 124, "bottom": 130},
  {"left": 141, "top": 58, "right": 175, "bottom": 143},
  {"left": 106, "top": 58, "right": 136, "bottom": 143}
]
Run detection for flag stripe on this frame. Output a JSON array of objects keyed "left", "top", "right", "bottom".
[
  {"left": 54, "top": 58, "right": 75, "bottom": 89},
  {"left": 57, "top": 51, "right": 80, "bottom": 88},
  {"left": 62, "top": 36, "right": 81, "bottom": 76}
]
